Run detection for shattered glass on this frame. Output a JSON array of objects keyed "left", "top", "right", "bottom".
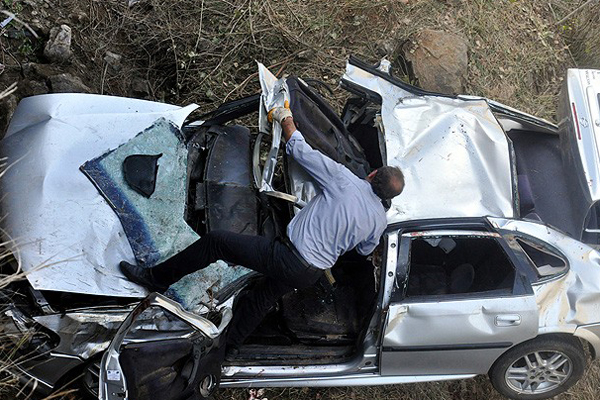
[{"left": 81, "top": 118, "right": 199, "bottom": 267}]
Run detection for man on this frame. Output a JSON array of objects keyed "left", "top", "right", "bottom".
[{"left": 120, "top": 106, "right": 405, "bottom": 358}]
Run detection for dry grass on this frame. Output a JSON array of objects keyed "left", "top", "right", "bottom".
[
  {"left": 0, "top": 0, "right": 600, "bottom": 399},
  {"left": 54, "top": 0, "right": 598, "bottom": 122}
]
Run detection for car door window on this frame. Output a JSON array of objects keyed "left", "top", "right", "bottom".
[
  {"left": 403, "top": 234, "right": 516, "bottom": 299},
  {"left": 515, "top": 237, "right": 568, "bottom": 279}
]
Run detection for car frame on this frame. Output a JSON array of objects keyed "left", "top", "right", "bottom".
[{"left": 2, "top": 58, "right": 600, "bottom": 400}]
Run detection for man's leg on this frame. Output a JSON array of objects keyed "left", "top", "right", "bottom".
[
  {"left": 150, "top": 230, "right": 273, "bottom": 286},
  {"left": 225, "top": 241, "right": 324, "bottom": 351}
]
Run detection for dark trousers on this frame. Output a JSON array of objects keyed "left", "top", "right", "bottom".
[{"left": 151, "top": 230, "right": 323, "bottom": 348}]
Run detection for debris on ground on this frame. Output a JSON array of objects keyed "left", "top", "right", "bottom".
[{"left": 248, "top": 388, "right": 267, "bottom": 400}]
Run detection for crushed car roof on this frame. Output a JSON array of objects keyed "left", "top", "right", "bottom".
[{"left": 341, "top": 61, "right": 517, "bottom": 224}]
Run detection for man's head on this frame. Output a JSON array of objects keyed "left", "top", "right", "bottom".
[{"left": 367, "top": 166, "right": 405, "bottom": 200}]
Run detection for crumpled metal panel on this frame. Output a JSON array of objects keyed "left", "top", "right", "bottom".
[
  {"left": 34, "top": 309, "right": 131, "bottom": 360},
  {"left": 81, "top": 118, "right": 199, "bottom": 267},
  {"left": 342, "top": 63, "right": 516, "bottom": 223},
  {"left": 488, "top": 217, "right": 600, "bottom": 330},
  {"left": 256, "top": 65, "right": 317, "bottom": 212},
  {"left": 0, "top": 94, "right": 197, "bottom": 297},
  {"left": 256, "top": 62, "right": 289, "bottom": 192}
]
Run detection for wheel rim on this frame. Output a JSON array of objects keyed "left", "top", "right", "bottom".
[
  {"left": 505, "top": 349, "right": 573, "bottom": 394},
  {"left": 198, "top": 374, "right": 217, "bottom": 397}
]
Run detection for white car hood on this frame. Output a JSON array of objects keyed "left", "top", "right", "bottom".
[{"left": 0, "top": 94, "right": 197, "bottom": 297}]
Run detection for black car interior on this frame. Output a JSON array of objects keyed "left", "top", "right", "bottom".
[
  {"left": 182, "top": 77, "right": 386, "bottom": 364},
  {"left": 407, "top": 236, "right": 516, "bottom": 297}
]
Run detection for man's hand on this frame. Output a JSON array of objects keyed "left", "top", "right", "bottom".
[
  {"left": 268, "top": 104, "right": 293, "bottom": 124},
  {"left": 268, "top": 103, "right": 295, "bottom": 141}
]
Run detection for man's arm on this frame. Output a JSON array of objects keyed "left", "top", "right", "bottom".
[
  {"left": 356, "top": 236, "right": 380, "bottom": 256},
  {"left": 281, "top": 117, "right": 296, "bottom": 142},
  {"left": 285, "top": 126, "right": 345, "bottom": 189},
  {"left": 270, "top": 107, "right": 346, "bottom": 189}
]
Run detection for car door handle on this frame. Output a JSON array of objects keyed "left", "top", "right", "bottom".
[{"left": 495, "top": 314, "right": 521, "bottom": 327}]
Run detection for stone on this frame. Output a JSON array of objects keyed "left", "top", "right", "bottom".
[
  {"left": 403, "top": 29, "right": 468, "bottom": 94},
  {"left": 48, "top": 73, "right": 90, "bottom": 93},
  {"left": 44, "top": 25, "right": 73, "bottom": 63},
  {"left": 131, "top": 77, "right": 150, "bottom": 97},
  {"left": 22, "top": 62, "right": 62, "bottom": 79},
  {"left": 21, "top": 79, "right": 49, "bottom": 97},
  {"left": 104, "top": 51, "right": 123, "bottom": 71},
  {"left": 375, "top": 39, "right": 397, "bottom": 58}
]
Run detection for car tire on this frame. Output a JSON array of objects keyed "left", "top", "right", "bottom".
[{"left": 489, "top": 335, "right": 586, "bottom": 400}]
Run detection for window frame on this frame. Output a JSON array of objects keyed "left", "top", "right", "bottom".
[
  {"left": 503, "top": 233, "right": 570, "bottom": 285},
  {"left": 392, "top": 229, "right": 532, "bottom": 303}
]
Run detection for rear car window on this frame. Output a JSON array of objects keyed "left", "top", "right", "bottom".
[{"left": 516, "top": 238, "right": 567, "bottom": 279}]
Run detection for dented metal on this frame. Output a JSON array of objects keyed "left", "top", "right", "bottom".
[
  {"left": 100, "top": 293, "right": 232, "bottom": 400},
  {"left": 256, "top": 62, "right": 289, "bottom": 193},
  {"left": 342, "top": 62, "right": 516, "bottom": 224},
  {"left": 489, "top": 217, "right": 600, "bottom": 336},
  {"left": 34, "top": 308, "right": 132, "bottom": 360},
  {"left": 3, "top": 60, "right": 600, "bottom": 400}
]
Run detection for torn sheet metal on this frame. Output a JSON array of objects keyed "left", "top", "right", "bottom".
[
  {"left": 256, "top": 62, "right": 289, "bottom": 192},
  {"left": 342, "top": 62, "right": 515, "bottom": 223},
  {"left": 81, "top": 118, "right": 199, "bottom": 267},
  {"left": 489, "top": 217, "right": 600, "bottom": 330},
  {"left": 33, "top": 301, "right": 218, "bottom": 360},
  {"left": 256, "top": 65, "right": 317, "bottom": 212},
  {"left": 0, "top": 94, "right": 197, "bottom": 297},
  {"left": 34, "top": 309, "right": 131, "bottom": 360}
]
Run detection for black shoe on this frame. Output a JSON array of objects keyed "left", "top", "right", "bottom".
[
  {"left": 224, "top": 346, "right": 239, "bottom": 362},
  {"left": 119, "top": 261, "right": 168, "bottom": 293}
]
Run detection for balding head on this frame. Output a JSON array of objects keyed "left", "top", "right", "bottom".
[{"left": 368, "top": 166, "right": 405, "bottom": 200}]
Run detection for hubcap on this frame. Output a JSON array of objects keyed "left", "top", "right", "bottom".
[{"left": 505, "top": 350, "right": 572, "bottom": 394}]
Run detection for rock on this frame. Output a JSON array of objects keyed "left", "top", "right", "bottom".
[
  {"left": 44, "top": 25, "right": 73, "bottom": 63},
  {"left": 21, "top": 79, "right": 49, "bottom": 97},
  {"left": 48, "top": 73, "right": 90, "bottom": 93},
  {"left": 22, "top": 62, "right": 62, "bottom": 79},
  {"left": 375, "top": 39, "right": 397, "bottom": 58},
  {"left": 104, "top": 51, "right": 123, "bottom": 71},
  {"left": 403, "top": 29, "right": 468, "bottom": 94},
  {"left": 0, "top": 95, "right": 18, "bottom": 140},
  {"left": 131, "top": 77, "right": 150, "bottom": 97}
]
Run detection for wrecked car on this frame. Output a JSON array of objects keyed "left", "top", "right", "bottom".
[{"left": 2, "top": 58, "right": 600, "bottom": 400}]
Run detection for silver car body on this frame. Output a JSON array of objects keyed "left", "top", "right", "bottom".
[{"left": 3, "top": 59, "right": 600, "bottom": 397}]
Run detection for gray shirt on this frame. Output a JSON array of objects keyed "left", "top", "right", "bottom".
[{"left": 286, "top": 130, "right": 387, "bottom": 270}]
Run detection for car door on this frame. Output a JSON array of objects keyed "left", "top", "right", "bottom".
[
  {"left": 100, "top": 293, "right": 232, "bottom": 400},
  {"left": 380, "top": 230, "right": 539, "bottom": 376}
]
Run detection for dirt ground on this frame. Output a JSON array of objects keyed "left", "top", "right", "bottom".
[{"left": 1, "top": 0, "right": 600, "bottom": 399}]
